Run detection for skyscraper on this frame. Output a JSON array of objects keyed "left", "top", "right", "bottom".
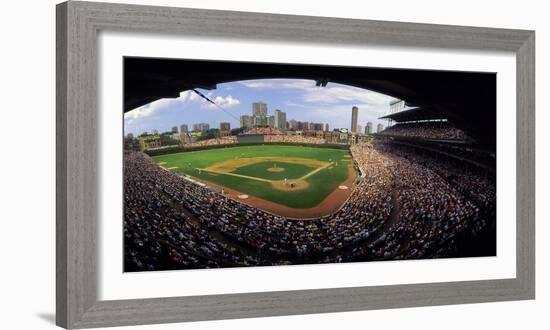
[
  {"left": 267, "top": 116, "right": 275, "bottom": 128},
  {"left": 252, "top": 102, "right": 268, "bottom": 117},
  {"left": 351, "top": 106, "right": 359, "bottom": 133},
  {"left": 240, "top": 115, "right": 252, "bottom": 128},
  {"left": 357, "top": 124, "right": 362, "bottom": 135},
  {"left": 365, "top": 122, "right": 373, "bottom": 134},
  {"left": 171, "top": 126, "right": 178, "bottom": 133},
  {"left": 253, "top": 116, "right": 267, "bottom": 126},
  {"left": 180, "top": 124, "right": 188, "bottom": 133},
  {"left": 193, "top": 123, "right": 210, "bottom": 132},
  {"left": 325, "top": 123, "right": 329, "bottom": 132},
  {"left": 274, "top": 109, "right": 287, "bottom": 130},
  {"left": 310, "top": 123, "right": 324, "bottom": 131},
  {"left": 377, "top": 123, "right": 384, "bottom": 133}
]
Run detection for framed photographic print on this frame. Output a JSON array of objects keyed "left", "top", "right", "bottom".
[{"left": 56, "top": 1, "right": 535, "bottom": 328}]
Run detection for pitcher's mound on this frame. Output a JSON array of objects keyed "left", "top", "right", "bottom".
[
  {"left": 267, "top": 167, "right": 285, "bottom": 173},
  {"left": 271, "top": 179, "right": 309, "bottom": 191}
]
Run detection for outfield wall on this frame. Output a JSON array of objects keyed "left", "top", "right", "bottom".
[
  {"left": 237, "top": 134, "right": 264, "bottom": 143},
  {"left": 144, "top": 142, "right": 350, "bottom": 157}
]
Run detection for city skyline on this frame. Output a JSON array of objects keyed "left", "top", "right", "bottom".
[{"left": 124, "top": 78, "right": 394, "bottom": 136}]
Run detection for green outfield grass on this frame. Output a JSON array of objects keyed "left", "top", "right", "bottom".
[{"left": 152, "top": 145, "right": 351, "bottom": 208}]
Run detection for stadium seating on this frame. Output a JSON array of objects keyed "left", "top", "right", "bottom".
[
  {"left": 124, "top": 140, "right": 495, "bottom": 271},
  {"left": 379, "top": 121, "right": 468, "bottom": 140}
]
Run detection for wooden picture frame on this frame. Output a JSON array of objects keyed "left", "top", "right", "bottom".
[{"left": 56, "top": 1, "right": 535, "bottom": 328}]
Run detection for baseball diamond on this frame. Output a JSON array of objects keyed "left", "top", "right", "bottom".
[{"left": 152, "top": 145, "right": 355, "bottom": 215}]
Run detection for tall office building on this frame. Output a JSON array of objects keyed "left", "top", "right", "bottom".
[
  {"left": 310, "top": 123, "right": 324, "bottom": 131},
  {"left": 193, "top": 123, "right": 210, "bottom": 132},
  {"left": 220, "top": 122, "right": 231, "bottom": 131},
  {"left": 171, "top": 126, "right": 178, "bottom": 133},
  {"left": 267, "top": 116, "right": 275, "bottom": 128},
  {"left": 365, "top": 122, "right": 373, "bottom": 134},
  {"left": 351, "top": 106, "right": 359, "bottom": 133},
  {"left": 252, "top": 102, "right": 268, "bottom": 117},
  {"left": 325, "top": 123, "right": 329, "bottom": 132},
  {"left": 377, "top": 123, "right": 384, "bottom": 133},
  {"left": 274, "top": 109, "right": 287, "bottom": 130},
  {"left": 357, "top": 124, "right": 362, "bottom": 135},
  {"left": 240, "top": 115, "right": 252, "bottom": 128},
  {"left": 253, "top": 116, "right": 267, "bottom": 126},
  {"left": 179, "top": 124, "right": 188, "bottom": 133}
]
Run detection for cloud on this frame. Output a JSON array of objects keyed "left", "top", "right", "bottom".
[
  {"left": 124, "top": 90, "right": 240, "bottom": 119},
  {"left": 238, "top": 78, "right": 393, "bottom": 107},
  {"left": 305, "top": 103, "right": 385, "bottom": 119},
  {"left": 238, "top": 79, "right": 314, "bottom": 90},
  {"left": 284, "top": 101, "right": 307, "bottom": 108},
  {"left": 207, "top": 95, "right": 241, "bottom": 109},
  {"left": 124, "top": 99, "right": 178, "bottom": 120},
  {"left": 238, "top": 81, "right": 274, "bottom": 89},
  {"left": 123, "top": 103, "right": 157, "bottom": 120},
  {"left": 302, "top": 85, "right": 392, "bottom": 106}
]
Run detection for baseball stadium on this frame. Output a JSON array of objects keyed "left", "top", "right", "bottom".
[
  {"left": 123, "top": 58, "right": 497, "bottom": 272},
  {"left": 152, "top": 143, "right": 356, "bottom": 218}
]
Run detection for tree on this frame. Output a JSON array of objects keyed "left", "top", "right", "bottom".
[{"left": 196, "top": 128, "right": 220, "bottom": 141}]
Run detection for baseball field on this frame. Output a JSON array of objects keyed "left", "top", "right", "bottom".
[{"left": 152, "top": 145, "right": 355, "bottom": 213}]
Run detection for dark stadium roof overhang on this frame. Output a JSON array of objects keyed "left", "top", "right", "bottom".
[
  {"left": 379, "top": 107, "right": 449, "bottom": 122},
  {"left": 124, "top": 57, "right": 496, "bottom": 150}
]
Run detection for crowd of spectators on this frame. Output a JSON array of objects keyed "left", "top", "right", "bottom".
[
  {"left": 183, "top": 136, "right": 237, "bottom": 148},
  {"left": 241, "top": 127, "right": 285, "bottom": 135},
  {"left": 124, "top": 152, "right": 259, "bottom": 271},
  {"left": 124, "top": 139, "right": 495, "bottom": 271},
  {"left": 377, "top": 142, "right": 496, "bottom": 209},
  {"left": 368, "top": 141, "right": 495, "bottom": 259},
  {"left": 264, "top": 134, "right": 326, "bottom": 144},
  {"left": 379, "top": 121, "right": 467, "bottom": 140},
  {"left": 385, "top": 154, "right": 481, "bottom": 259}
]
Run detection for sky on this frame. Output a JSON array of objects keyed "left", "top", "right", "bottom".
[{"left": 123, "top": 79, "right": 395, "bottom": 136}]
